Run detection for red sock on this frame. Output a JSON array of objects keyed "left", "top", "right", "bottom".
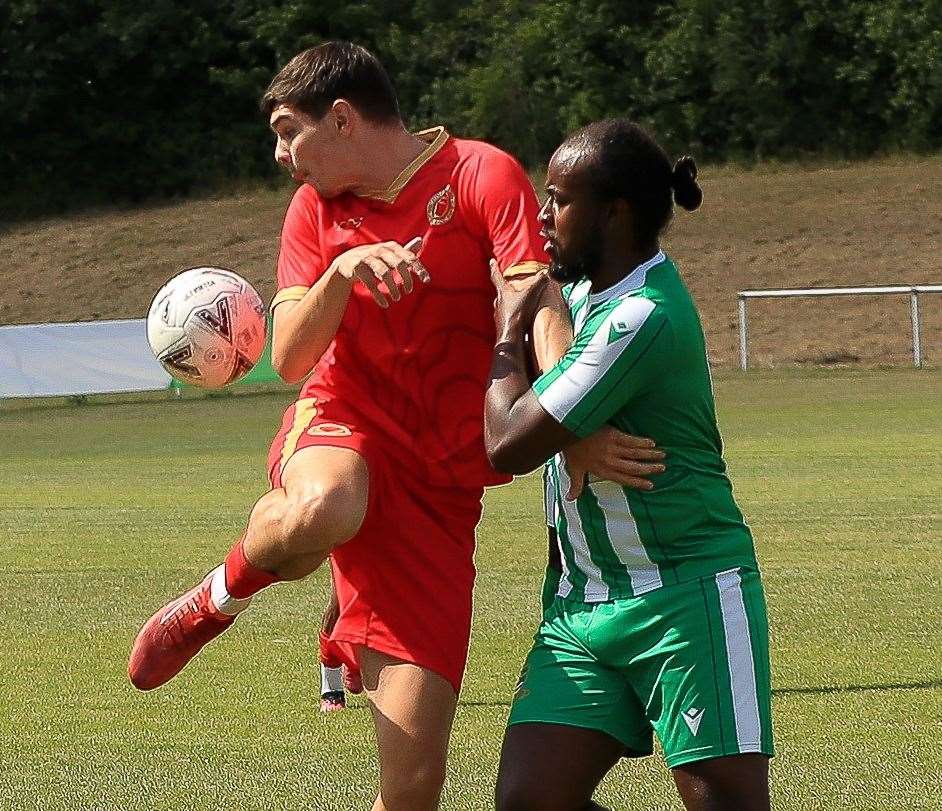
[
  {"left": 224, "top": 538, "right": 280, "bottom": 599},
  {"left": 319, "top": 631, "right": 344, "bottom": 669}
]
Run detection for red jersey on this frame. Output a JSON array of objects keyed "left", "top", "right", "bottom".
[{"left": 271, "top": 128, "right": 548, "bottom": 488}]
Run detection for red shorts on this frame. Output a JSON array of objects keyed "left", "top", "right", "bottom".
[{"left": 268, "top": 397, "right": 485, "bottom": 694}]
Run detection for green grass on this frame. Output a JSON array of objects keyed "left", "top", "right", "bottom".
[{"left": 1, "top": 369, "right": 939, "bottom": 810}]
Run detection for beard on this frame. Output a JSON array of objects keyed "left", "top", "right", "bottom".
[{"left": 547, "top": 239, "right": 603, "bottom": 284}]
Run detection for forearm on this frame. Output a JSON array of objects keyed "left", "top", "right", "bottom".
[
  {"left": 531, "top": 291, "right": 573, "bottom": 373},
  {"left": 271, "top": 267, "right": 353, "bottom": 384},
  {"left": 485, "top": 311, "right": 535, "bottom": 463}
]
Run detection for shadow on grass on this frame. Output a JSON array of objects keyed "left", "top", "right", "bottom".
[
  {"left": 455, "top": 679, "right": 942, "bottom": 709},
  {"left": 772, "top": 679, "right": 941, "bottom": 697}
]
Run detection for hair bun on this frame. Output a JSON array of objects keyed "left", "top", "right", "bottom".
[{"left": 671, "top": 155, "right": 703, "bottom": 211}]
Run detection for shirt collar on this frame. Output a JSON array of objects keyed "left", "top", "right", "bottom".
[
  {"left": 355, "top": 126, "right": 449, "bottom": 204},
  {"left": 588, "top": 250, "right": 666, "bottom": 307}
]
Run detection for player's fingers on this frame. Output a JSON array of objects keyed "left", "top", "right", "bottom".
[
  {"left": 566, "top": 476, "right": 584, "bottom": 501},
  {"left": 615, "top": 445, "right": 666, "bottom": 463},
  {"left": 594, "top": 466, "right": 656, "bottom": 491},
  {"left": 564, "top": 462, "right": 587, "bottom": 500},
  {"left": 362, "top": 256, "right": 401, "bottom": 302},
  {"left": 408, "top": 260, "right": 431, "bottom": 284},
  {"left": 615, "top": 432, "right": 659, "bottom": 451},
  {"left": 610, "top": 460, "right": 665, "bottom": 477},
  {"left": 381, "top": 240, "right": 423, "bottom": 268},
  {"left": 620, "top": 476, "right": 655, "bottom": 491},
  {"left": 374, "top": 248, "right": 413, "bottom": 295},
  {"left": 388, "top": 241, "right": 430, "bottom": 285},
  {"left": 354, "top": 262, "right": 389, "bottom": 309},
  {"left": 398, "top": 260, "right": 414, "bottom": 294}
]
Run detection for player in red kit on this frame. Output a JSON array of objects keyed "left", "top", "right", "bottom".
[
  {"left": 127, "top": 41, "right": 551, "bottom": 811},
  {"left": 268, "top": 117, "right": 547, "bottom": 697},
  {"left": 128, "top": 41, "right": 662, "bottom": 809}
]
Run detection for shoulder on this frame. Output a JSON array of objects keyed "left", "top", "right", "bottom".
[
  {"left": 452, "top": 138, "right": 529, "bottom": 182},
  {"left": 452, "top": 136, "right": 518, "bottom": 163},
  {"left": 577, "top": 294, "right": 667, "bottom": 352},
  {"left": 284, "top": 184, "right": 324, "bottom": 223},
  {"left": 290, "top": 183, "right": 322, "bottom": 208},
  {"left": 609, "top": 294, "right": 661, "bottom": 329}
]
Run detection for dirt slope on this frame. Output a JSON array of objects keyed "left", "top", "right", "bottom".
[{"left": 1, "top": 157, "right": 939, "bottom": 367}]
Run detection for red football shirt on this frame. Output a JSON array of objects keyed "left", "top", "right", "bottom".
[{"left": 271, "top": 128, "right": 548, "bottom": 488}]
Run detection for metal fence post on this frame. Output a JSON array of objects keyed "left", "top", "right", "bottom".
[
  {"left": 911, "top": 289, "right": 922, "bottom": 368},
  {"left": 738, "top": 296, "right": 748, "bottom": 371}
]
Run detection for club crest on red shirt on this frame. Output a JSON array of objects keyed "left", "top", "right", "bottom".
[
  {"left": 427, "top": 184, "right": 456, "bottom": 225},
  {"left": 335, "top": 216, "right": 364, "bottom": 231}
]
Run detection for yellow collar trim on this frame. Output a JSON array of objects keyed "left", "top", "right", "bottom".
[{"left": 356, "top": 126, "right": 449, "bottom": 204}]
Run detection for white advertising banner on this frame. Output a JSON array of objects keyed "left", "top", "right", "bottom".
[{"left": 0, "top": 319, "right": 171, "bottom": 398}]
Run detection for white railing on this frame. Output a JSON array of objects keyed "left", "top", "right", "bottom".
[{"left": 736, "top": 284, "right": 942, "bottom": 370}]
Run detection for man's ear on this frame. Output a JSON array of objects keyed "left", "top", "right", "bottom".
[{"left": 330, "top": 99, "right": 355, "bottom": 134}]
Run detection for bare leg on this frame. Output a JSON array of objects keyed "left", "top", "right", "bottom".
[
  {"left": 357, "top": 647, "right": 458, "bottom": 811},
  {"left": 672, "top": 754, "right": 770, "bottom": 811},
  {"left": 495, "top": 723, "right": 624, "bottom": 811},
  {"left": 243, "top": 445, "right": 369, "bottom": 579},
  {"left": 128, "top": 445, "right": 369, "bottom": 691}
]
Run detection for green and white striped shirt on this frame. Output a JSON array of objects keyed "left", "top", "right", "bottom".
[{"left": 535, "top": 252, "right": 757, "bottom": 602}]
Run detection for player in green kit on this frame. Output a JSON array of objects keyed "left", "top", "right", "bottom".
[{"left": 485, "top": 119, "right": 773, "bottom": 810}]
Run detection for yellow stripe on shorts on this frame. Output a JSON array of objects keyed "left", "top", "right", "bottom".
[{"left": 280, "top": 398, "right": 318, "bottom": 476}]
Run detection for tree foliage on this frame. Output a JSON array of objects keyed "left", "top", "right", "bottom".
[{"left": 1, "top": 0, "right": 939, "bottom": 220}]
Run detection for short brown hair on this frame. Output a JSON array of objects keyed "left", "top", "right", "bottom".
[{"left": 261, "top": 41, "right": 400, "bottom": 124}]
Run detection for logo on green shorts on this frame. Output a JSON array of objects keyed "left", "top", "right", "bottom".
[{"left": 682, "top": 707, "right": 705, "bottom": 736}]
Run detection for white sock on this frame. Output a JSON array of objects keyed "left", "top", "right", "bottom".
[
  {"left": 209, "top": 563, "right": 252, "bottom": 616},
  {"left": 321, "top": 664, "right": 344, "bottom": 695}
]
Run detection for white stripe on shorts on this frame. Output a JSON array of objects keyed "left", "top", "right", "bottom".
[{"left": 715, "top": 568, "right": 762, "bottom": 750}]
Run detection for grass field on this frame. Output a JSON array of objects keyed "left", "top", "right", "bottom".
[{"left": 1, "top": 369, "right": 939, "bottom": 810}]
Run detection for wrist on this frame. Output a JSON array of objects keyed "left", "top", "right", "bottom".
[{"left": 326, "top": 261, "right": 355, "bottom": 286}]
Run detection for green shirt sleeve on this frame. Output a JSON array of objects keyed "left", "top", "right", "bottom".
[{"left": 534, "top": 296, "right": 670, "bottom": 437}]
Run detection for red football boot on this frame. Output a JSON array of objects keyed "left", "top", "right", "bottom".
[{"left": 128, "top": 570, "right": 235, "bottom": 690}]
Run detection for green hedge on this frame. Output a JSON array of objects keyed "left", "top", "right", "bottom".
[{"left": 2, "top": 0, "right": 939, "bottom": 221}]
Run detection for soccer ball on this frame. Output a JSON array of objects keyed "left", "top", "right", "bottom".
[{"left": 147, "top": 267, "right": 267, "bottom": 388}]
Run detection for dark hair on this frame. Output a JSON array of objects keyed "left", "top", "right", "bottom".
[
  {"left": 261, "top": 41, "right": 400, "bottom": 124},
  {"left": 567, "top": 119, "right": 702, "bottom": 245}
]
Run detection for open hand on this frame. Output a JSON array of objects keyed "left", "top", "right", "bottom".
[
  {"left": 564, "top": 426, "right": 666, "bottom": 500},
  {"left": 331, "top": 237, "right": 430, "bottom": 308}
]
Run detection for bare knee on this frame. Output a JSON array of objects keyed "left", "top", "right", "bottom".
[
  {"left": 287, "top": 477, "right": 365, "bottom": 547},
  {"left": 247, "top": 477, "right": 367, "bottom": 580},
  {"left": 496, "top": 773, "right": 570, "bottom": 811},
  {"left": 379, "top": 758, "right": 446, "bottom": 811},
  {"left": 672, "top": 754, "right": 770, "bottom": 811}
]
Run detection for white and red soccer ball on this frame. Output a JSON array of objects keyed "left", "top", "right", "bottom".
[{"left": 147, "top": 267, "right": 267, "bottom": 389}]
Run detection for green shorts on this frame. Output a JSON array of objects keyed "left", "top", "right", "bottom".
[{"left": 509, "top": 566, "right": 774, "bottom": 769}]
